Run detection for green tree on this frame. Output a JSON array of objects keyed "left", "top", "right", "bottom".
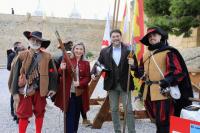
[
  {"left": 86, "top": 51, "right": 94, "bottom": 59},
  {"left": 144, "top": 0, "right": 200, "bottom": 37}
]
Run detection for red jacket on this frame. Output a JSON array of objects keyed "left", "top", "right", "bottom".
[{"left": 54, "top": 57, "right": 91, "bottom": 113}]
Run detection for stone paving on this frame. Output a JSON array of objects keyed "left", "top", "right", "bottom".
[{"left": 0, "top": 69, "right": 156, "bottom": 133}]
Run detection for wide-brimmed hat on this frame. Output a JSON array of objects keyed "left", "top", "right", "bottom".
[
  {"left": 23, "top": 31, "right": 50, "bottom": 48},
  {"left": 140, "top": 27, "right": 168, "bottom": 46}
]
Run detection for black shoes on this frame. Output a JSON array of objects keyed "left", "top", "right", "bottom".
[{"left": 11, "top": 112, "right": 19, "bottom": 124}]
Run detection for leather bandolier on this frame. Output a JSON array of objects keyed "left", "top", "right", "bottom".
[
  {"left": 143, "top": 50, "right": 170, "bottom": 101},
  {"left": 18, "top": 50, "right": 51, "bottom": 96}
]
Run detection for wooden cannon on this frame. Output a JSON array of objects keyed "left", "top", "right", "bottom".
[{"left": 88, "top": 67, "right": 200, "bottom": 129}]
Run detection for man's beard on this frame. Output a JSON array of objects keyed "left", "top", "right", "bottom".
[{"left": 112, "top": 41, "right": 121, "bottom": 47}]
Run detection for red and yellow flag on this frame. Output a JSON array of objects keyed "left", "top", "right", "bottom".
[
  {"left": 131, "top": 0, "right": 144, "bottom": 92},
  {"left": 132, "top": 0, "right": 144, "bottom": 61},
  {"left": 120, "top": 0, "right": 144, "bottom": 92}
]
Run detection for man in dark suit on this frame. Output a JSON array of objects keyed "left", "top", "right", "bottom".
[{"left": 91, "top": 29, "right": 135, "bottom": 133}]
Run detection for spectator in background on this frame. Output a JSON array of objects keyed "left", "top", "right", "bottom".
[
  {"left": 7, "top": 42, "right": 21, "bottom": 71},
  {"left": 11, "top": 8, "right": 14, "bottom": 15},
  {"left": 54, "top": 41, "right": 73, "bottom": 69},
  {"left": 7, "top": 41, "right": 25, "bottom": 123}
]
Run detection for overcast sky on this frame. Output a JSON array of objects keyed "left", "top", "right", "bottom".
[{"left": 0, "top": 0, "right": 128, "bottom": 20}]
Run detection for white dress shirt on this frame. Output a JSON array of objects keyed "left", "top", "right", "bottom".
[{"left": 112, "top": 45, "right": 121, "bottom": 66}]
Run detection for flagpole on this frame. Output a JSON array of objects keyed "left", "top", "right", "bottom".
[
  {"left": 122, "top": 54, "right": 132, "bottom": 133},
  {"left": 123, "top": 0, "right": 134, "bottom": 133},
  {"left": 115, "top": 0, "right": 121, "bottom": 28},
  {"left": 112, "top": 0, "right": 117, "bottom": 29}
]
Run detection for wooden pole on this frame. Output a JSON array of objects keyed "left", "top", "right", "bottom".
[
  {"left": 112, "top": 0, "right": 117, "bottom": 29},
  {"left": 115, "top": 0, "right": 121, "bottom": 28},
  {"left": 122, "top": 62, "right": 132, "bottom": 133},
  {"left": 62, "top": 67, "right": 67, "bottom": 133},
  {"left": 122, "top": 0, "right": 133, "bottom": 132},
  {"left": 92, "top": 96, "right": 110, "bottom": 128},
  {"left": 89, "top": 75, "right": 101, "bottom": 98},
  {"left": 55, "top": 31, "right": 76, "bottom": 133}
]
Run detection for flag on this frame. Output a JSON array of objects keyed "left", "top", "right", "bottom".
[
  {"left": 101, "top": 11, "right": 111, "bottom": 77},
  {"left": 132, "top": 0, "right": 144, "bottom": 61},
  {"left": 102, "top": 11, "right": 111, "bottom": 48},
  {"left": 120, "top": 0, "right": 130, "bottom": 44},
  {"left": 131, "top": 0, "right": 145, "bottom": 93}
]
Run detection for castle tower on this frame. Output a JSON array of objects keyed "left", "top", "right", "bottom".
[
  {"left": 69, "top": 0, "right": 81, "bottom": 19},
  {"left": 34, "top": 0, "right": 44, "bottom": 16}
]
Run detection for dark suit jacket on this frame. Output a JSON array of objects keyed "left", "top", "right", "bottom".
[{"left": 94, "top": 43, "right": 134, "bottom": 91}]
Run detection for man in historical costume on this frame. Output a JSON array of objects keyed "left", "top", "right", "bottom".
[
  {"left": 134, "top": 26, "right": 193, "bottom": 133},
  {"left": 91, "top": 29, "right": 136, "bottom": 133},
  {"left": 54, "top": 41, "right": 74, "bottom": 69},
  {"left": 8, "top": 31, "right": 58, "bottom": 133}
]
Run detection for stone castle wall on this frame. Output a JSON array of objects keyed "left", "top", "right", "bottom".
[
  {"left": 168, "top": 28, "right": 200, "bottom": 49},
  {"left": 0, "top": 14, "right": 199, "bottom": 65},
  {"left": 0, "top": 14, "right": 105, "bottom": 64}
]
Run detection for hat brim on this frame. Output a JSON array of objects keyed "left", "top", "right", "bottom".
[
  {"left": 140, "top": 27, "right": 168, "bottom": 46},
  {"left": 140, "top": 31, "right": 157, "bottom": 46},
  {"left": 23, "top": 31, "right": 50, "bottom": 48}
]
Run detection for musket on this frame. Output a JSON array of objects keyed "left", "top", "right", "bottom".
[
  {"left": 55, "top": 31, "right": 77, "bottom": 133},
  {"left": 55, "top": 31, "right": 78, "bottom": 81}
]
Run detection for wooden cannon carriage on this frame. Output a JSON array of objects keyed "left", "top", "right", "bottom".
[{"left": 88, "top": 67, "right": 200, "bottom": 129}]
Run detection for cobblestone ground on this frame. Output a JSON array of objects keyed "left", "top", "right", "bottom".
[{"left": 0, "top": 69, "right": 156, "bottom": 133}]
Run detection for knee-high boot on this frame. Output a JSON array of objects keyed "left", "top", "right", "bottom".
[
  {"left": 35, "top": 117, "right": 44, "bottom": 133},
  {"left": 19, "top": 118, "right": 28, "bottom": 133}
]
